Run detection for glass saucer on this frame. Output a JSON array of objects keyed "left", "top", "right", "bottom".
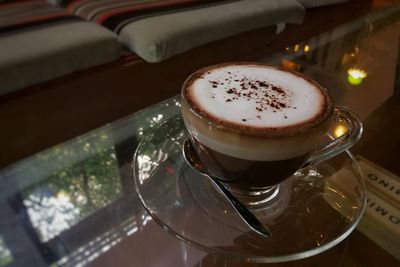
[{"left": 132, "top": 115, "right": 366, "bottom": 263}]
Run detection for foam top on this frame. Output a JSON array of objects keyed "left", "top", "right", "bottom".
[{"left": 185, "top": 64, "right": 330, "bottom": 133}]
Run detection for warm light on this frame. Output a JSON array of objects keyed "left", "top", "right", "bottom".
[
  {"left": 347, "top": 68, "right": 367, "bottom": 85},
  {"left": 294, "top": 44, "right": 300, "bottom": 52},
  {"left": 304, "top": 44, "right": 310, "bottom": 52},
  {"left": 333, "top": 125, "right": 348, "bottom": 138},
  {"left": 285, "top": 47, "right": 290, "bottom": 51},
  {"left": 281, "top": 59, "right": 300, "bottom": 71}
]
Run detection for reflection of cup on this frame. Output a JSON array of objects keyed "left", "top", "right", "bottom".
[{"left": 181, "top": 62, "right": 362, "bottom": 197}]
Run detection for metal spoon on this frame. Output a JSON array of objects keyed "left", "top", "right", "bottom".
[{"left": 182, "top": 139, "right": 271, "bottom": 238}]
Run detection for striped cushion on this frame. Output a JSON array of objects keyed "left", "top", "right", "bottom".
[
  {"left": 61, "top": 0, "right": 237, "bottom": 33},
  {"left": 55, "top": 0, "right": 305, "bottom": 62},
  {"left": 0, "top": 0, "right": 81, "bottom": 34},
  {"left": 0, "top": 0, "right": 122, "bottom": 94}
]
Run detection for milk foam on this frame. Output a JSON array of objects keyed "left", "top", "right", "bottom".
[{"left": 188, "top": 65, "right": 325, "bottom": 129}]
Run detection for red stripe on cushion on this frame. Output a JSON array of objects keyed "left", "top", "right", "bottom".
[{"left": 95, "top": 0, "right": 195, "bottom": 24}]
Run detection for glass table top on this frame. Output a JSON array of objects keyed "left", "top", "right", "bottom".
[{"left": 1, "top": 3, "right": 400, "bottom": 267}]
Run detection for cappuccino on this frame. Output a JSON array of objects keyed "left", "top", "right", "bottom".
[{"left": 182, "top": 63, "right": 333, "bottom": 190}]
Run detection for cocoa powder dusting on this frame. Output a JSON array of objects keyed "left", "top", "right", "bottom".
[{"left": 207, "top": 73, "right": 292, "bottom": 122}]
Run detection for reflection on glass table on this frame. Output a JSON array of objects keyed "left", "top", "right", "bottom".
[
  {"left": 0, "top": 97, "right": 185, "bottom": 267},
  {"left": 22, "top": 136, "right": 122, "bottom": 243}
]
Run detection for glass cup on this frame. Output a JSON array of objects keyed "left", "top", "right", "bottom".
[{"left": 181, "top": 63, "right": 362, "bottom": 201}]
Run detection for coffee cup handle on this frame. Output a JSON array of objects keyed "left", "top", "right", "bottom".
[{"left": 306, "top": 107, "right": 363, "bottom": 165}]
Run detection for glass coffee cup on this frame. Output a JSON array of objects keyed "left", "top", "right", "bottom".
[{"left": 181, "top": 62, "right": 362, "bottom": 201}]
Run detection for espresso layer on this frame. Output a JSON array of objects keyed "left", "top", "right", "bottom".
[{"left": 194, "top": 140, "right": 308, "bottom": 187}]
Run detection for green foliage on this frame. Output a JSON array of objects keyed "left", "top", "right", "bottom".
[
  {"left": 0, "top": 237, "right": 12, "bottom": 267},
  {"left": 23, "top": 132, "right": 122, "bottom": 241}
]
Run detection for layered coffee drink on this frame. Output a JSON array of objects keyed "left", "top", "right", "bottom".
[{"left": 181, "top": 63, "right": 333, "bottom": 193}]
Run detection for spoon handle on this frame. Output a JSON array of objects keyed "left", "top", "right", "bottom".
[
  {"left": 208, "top": 175, "right": 271, "bottom": 237},
  {"left": 183, "top": 139, "right": 271, "bottom": 237}
]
